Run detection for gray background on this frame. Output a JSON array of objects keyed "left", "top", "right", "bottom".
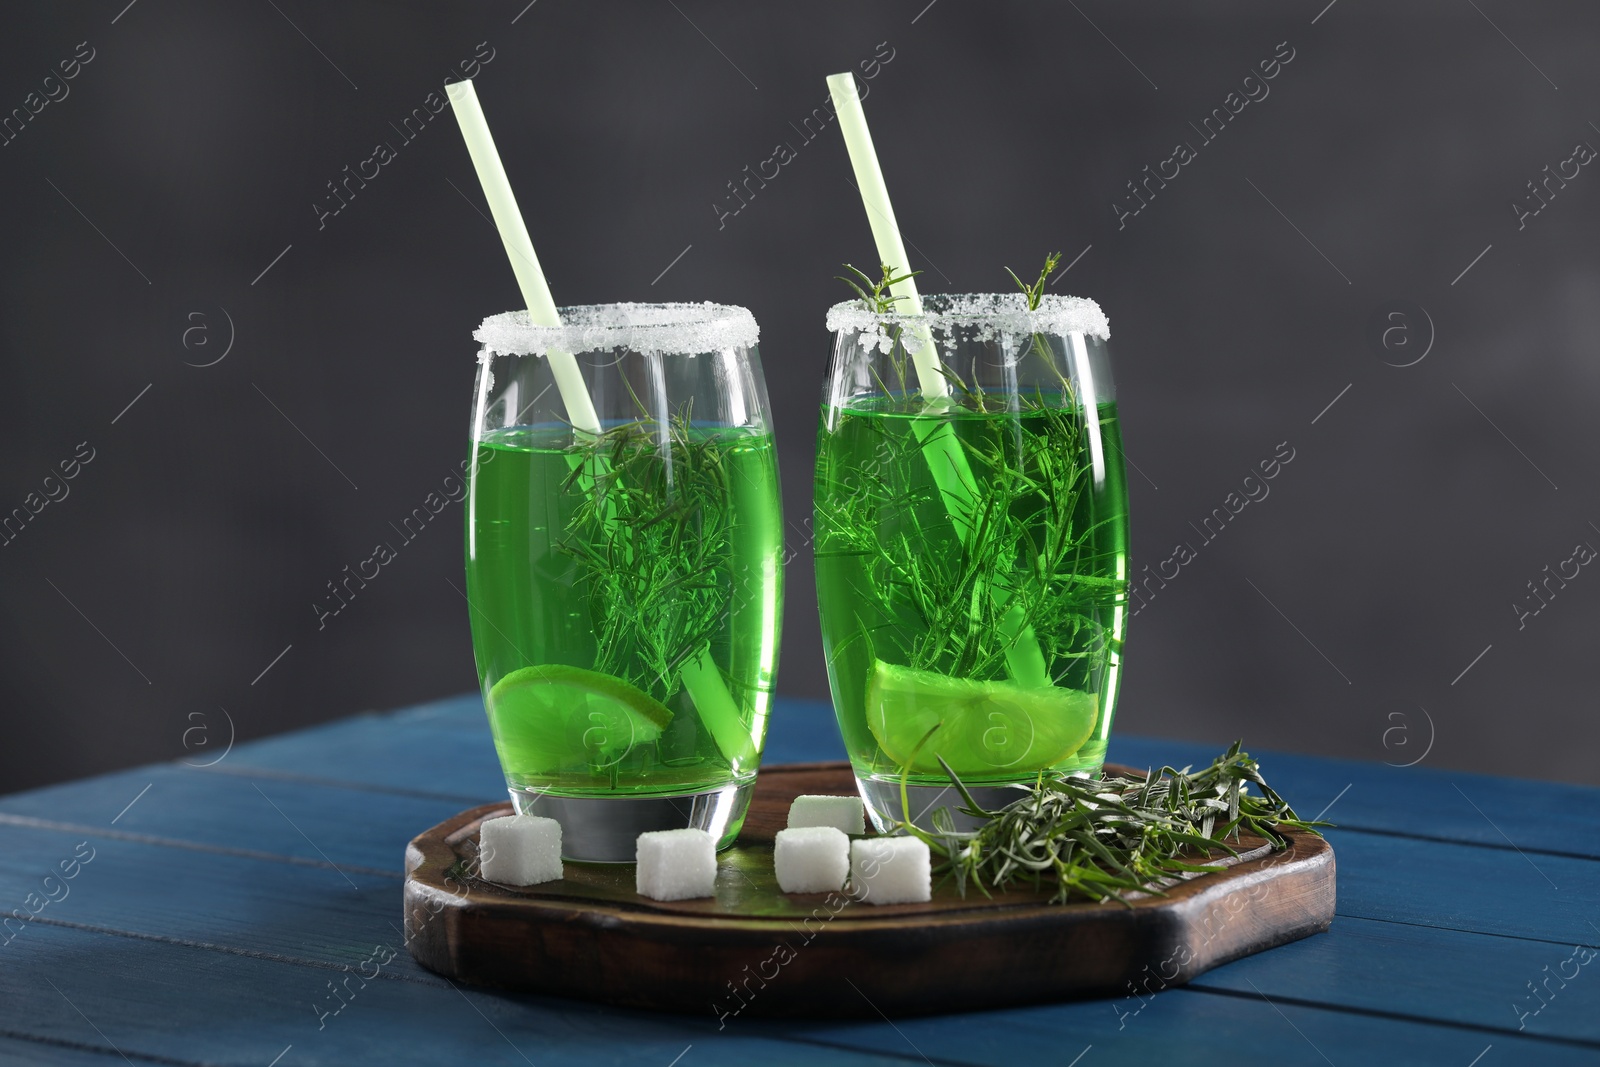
[{"left": 2, "top": 1, "right": 1596, "bottom": 794}]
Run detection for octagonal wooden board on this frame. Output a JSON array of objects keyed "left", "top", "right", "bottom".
[{"left": 402, "top": 761, "right": 1335, "bottom": 1018}]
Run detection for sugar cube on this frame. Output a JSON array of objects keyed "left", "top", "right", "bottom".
[
  {"left": 773, "top": 826, "right": 850, "bottom": 894},
  {"left": 787, "top": 794, "right": 866, "bottom": 835},
  {"left": 850, "top": 836, "right": 931, "bottom": 905},
  {"left": 636, "top": 828, "right": 717, "bottom": 901},
  {"left": 478, "top": 814, "right": 563, "bottom": 886}
]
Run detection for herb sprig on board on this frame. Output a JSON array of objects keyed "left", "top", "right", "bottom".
[{"left": 897, "top": 738, "right": 1326, "bottom": 905}]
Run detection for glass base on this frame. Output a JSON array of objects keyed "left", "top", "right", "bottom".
[
  {"left": 856, "top": 775, "right": 1043, "bottom": 834},
  {"left": 509, "top": 779, "right": 754, "bottom": 863}
]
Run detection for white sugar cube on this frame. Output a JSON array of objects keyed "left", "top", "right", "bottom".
[
  {"left": 478, "top": 814, "right": 563, "bottom": 886},
  {"left": 787, "top": 794, "right": 866, "bottom": 835},
  {"left": 851, "top": 837, "right": 931, "bottom": 905},
  {"left": 636, "top": 828, "right": 717, "bottom": 901},
  {"left": 774, "top": 826, "right": 850, "bottom": 894}
]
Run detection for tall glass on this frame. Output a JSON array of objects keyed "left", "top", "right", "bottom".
[
  {"left": 814, "top": 294, "right": 1129, "bottom": 831},
  {"left": 466, "top": 303, "right": 782, "bottom": 860}
]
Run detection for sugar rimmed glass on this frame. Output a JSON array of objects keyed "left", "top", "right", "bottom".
[
  {"left": 814, "top": 293, "right": 1130, "bottom": 831},
  {"left": 466, "top": 302, "right": 783, "bottom": 861}
]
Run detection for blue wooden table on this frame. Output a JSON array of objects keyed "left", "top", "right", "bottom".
[{"left": 2, "top": 694, "right": 1597, "bottom": 1066}]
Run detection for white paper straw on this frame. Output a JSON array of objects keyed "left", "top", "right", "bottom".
[
  {"left": 825, "top": 72, "right": 946, "bottom": 399},
  {"left": 447, "top": 80, "right": 601, "bottom": 435},
  {"left": 826, "top": 72, "right": 1052, "bottom": 688},
  {"left": 448, "top": 80, "right": 753, "bottom": 763}
]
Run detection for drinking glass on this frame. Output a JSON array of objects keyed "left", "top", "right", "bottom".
[
  {"left": 814, "top": 293, "right": 1130, "bottom": 831},
  {"left": 466, "top": 302, "right": 782, "bottom": 860}
]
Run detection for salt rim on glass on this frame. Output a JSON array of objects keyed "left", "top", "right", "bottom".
[
  {"left": 475, "top": 301, "right": 760, "bottom": 358},
  {"left": 825, "top": 292, "right": 1110, "bottom": 355}
]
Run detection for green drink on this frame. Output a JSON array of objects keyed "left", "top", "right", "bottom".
[
  {"left": 816, "top": 294, "right": 1130, "bottom": 829},
  {"left": 466, "top": 302, "right": 781, "bottom": 859},
  {"left": 466, "top": 423, "right": 781, "bottom": 794}
]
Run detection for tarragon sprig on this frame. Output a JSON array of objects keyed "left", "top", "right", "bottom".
[
  {"left": 1006, "top": 251, "right": 1062, "bottom": 310},
  {"left": 1005, "top": 252, "right": 1075, "bottom": 398},
  {"left": 896, "top": 734, "right": 1326, "bottom": 905},
  {"left": 836, "top": 262, "right": 923, "bottom": 313}
]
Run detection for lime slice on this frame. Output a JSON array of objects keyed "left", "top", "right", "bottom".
[
  {"left": 865, "top": 660, "right": 1098, "bottom": 776},
  {"left": 487, "top": 664, "right": 674, "bottom": 776}
]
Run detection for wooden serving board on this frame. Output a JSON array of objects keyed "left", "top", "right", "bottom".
[{"left": 403, "top": 761, "right": 1335, "bottom": 1017}]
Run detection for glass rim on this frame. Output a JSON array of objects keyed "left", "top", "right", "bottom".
[
  {"left": 825, "top": 292, "right": 1110, "bottom": 341},
  {"left": 475, "top": 301, "right": 759, "bottom": 358}
]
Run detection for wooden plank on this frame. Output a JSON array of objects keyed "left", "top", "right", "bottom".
[
  {"left": 4, "top": 697, "right": 1596, "bottom": 1062},
  {"left": 1191, "top": 914, "right": 1600, "bottom": 1043},
  {"left": 17, "top": 764, "right": 1600, "bottom": 950},
  {"left": 21, "top": 696, "right": 1581, "bottom": 903},
  {"left": 0, "top": 1035, "right": 200, "bottom": 1067},
  {"left": 790, "top": 983, "right": 1597, "bottom": 1066},
  {"left": 213, "top": 712, "right": 507, "bottom": 801},
  {"left": 2, "top": 917, "right": 1586, "bottom": 1067},
  {"left": 2, "top": 790, "right": 1598, "bottom": 1043},
  {"left": 1329, "top": 828, "right": 1600, "bottom": 945},
  {"left": 8, "top": 896, "right": 1595, "bottom": 1065},
  {"left": 7, "top": 741, "right": 1598, "bottom": 954},
  {"left": 0, "top": 764, "right": 477, "bottom": 875},
  {"left": 214, "top": 695, "right": 1600, "bottom": 862},
  {"left": 0, "top": 821, "right": 443, "bottom": 986},
  {"left": 1109, "top": 733, "right": 1600, "bottom": 860},
  {"left": 7, "top": 729, "right": 1596, "bottom": 956},
  {"left": 0, "top": 922, "right": 989, "bottom": 1067},
  {"left": 760, "top": 697, "right": 851, "bottom": 764}
]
